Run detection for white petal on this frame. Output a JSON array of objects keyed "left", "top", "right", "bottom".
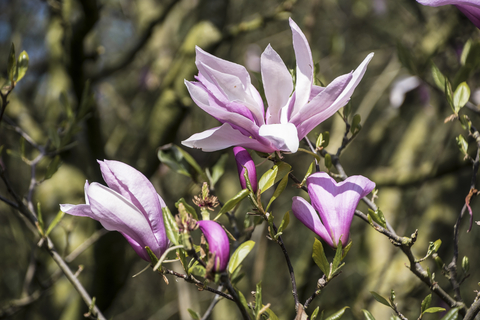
[{"left": 258, "top": 123, "right": 299, "bottom": 153}]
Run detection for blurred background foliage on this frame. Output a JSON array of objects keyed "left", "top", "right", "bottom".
[{"left": 0, "top": 0, "right": 479, "bottom": 319}]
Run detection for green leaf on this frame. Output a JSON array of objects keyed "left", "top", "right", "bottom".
[
  {"left": 362, "top": 309, "right": 376, "bottom": 320},
  {"left": 45, "top": 210, "right": 65, "bottom": 237},
  {"left": 158, "top": 147, "right": 191, "bottom": 178},
  {"left": 7, "top": 43, "right": 15, "bottom": 82},
  {"left": 277, "top": 211, "right": 290, "bottom": 235},
  {"left": 370, "top": 291, "right": 392, "bottom": 308},
  {"left": 351, "top": 114, "right": 361, "bottom": 134},
  {"left": 237, "top": 288, "right": 254, "bottom": 318},
  {"left": 300, "top": 161, "right": 315, "bottom": 187},
  {"left": 456, "top": 134, "right": 469, "bottom": 157},
  {"left": 453, "top": 82, "right": 470, "bottom": 113},
  {"left": 343, "top": 103, "right": 352, "bottom": 119},
  {"left": 255, "top": 281, "right": 262, "bottom": 319},
  {"left": 258, "top": 162, "right": 291, "bottom": 194},
  {"left": 176, "top": 146, "right": 208, "bottom": 182},
  {"left": 187, "top": 309, "right": 200, "bottom": 320},
  {"left": 431, "top": 62, "right": 446, "bottom": 92},
  {"left": 145, "top": 246, "right": 159, "bottom": 265},
  {"left": 162, "top": 207, "right": 179, "bottom": 246},
  {"left": 332, "top": 240, "right": 343, "bottom": 272},
  {"left": 15, "top": 50, "right": 29, "bottom": 82},
  {"left": 44, "top": 155, "right": 62, "bottom": 180},
  {"left": 311, "top": 307, "right": 320, "bottom": 320},
  {"left": 421, "top": 294, "right": 432, "bottom": 313},
  {"left": 445, "top": 79, "right": 454, "bottom": 111},
  {"left": 316, "top": 131, "right": 330, "bottom": 149},
  {"left": 423, "top": 307, "right": 446, "bottom": 314},
  {"left": 312, "top": 238, "right": 330, "bottom": 276},
  {"left": 175, "top": 198, "right": 197, "bottom": 220},
  {"left": 209, "top": 153, "right": 228, "bottom": 187},
  {"left": 367, "top": 208, "right": 387, "bottom": 229},
  {"left": 228, "top": 240, "right": 255, "bottom": 274},
  {"left": 266, "top": 173, "right": 289, "bottom": 211},
  {"left": 189, "top": 264, "right": 206, "bottom": 278},
  {"left": 325, "top": 307, "right": 349, "bottom": 320},
  {"left": 297, "top": 148, "right": 322, "bottom": 163},
  {"left": 459, "top": 115, "right": 471, "bottom": 131},
  {"left": 214, "top": 188, "right": 250, "bottom": 220},
  {"left": 460, "top": 39, "right": 472, "bottom": 66},
  {"left": 265, "top": 307, "right": 279, "bottom": 320},
  {"left": 440, "top": 307, "right": 459, "bottom": 320},
  {"left": 462, "top": 256, "right": 469, "bottom": 273},
  {"left": 342, "top": 241, "right": 352, "bottom": 260},
  {"left": 324, "top": 153, "right": 332, "bottom": 169}
]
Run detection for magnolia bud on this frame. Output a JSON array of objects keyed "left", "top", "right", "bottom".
[{"left": 233, "top": 147, "right": 257, "bottom": 193}]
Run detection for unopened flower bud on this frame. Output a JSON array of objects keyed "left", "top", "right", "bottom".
[
  {"left": 233, "top": 147, "right": 257, "bottom": 193},
  {"left": 197, "top": 220, "right": 230, "bottom": 272}
]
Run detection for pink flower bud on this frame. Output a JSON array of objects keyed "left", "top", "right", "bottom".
[
  {"left": 233, "top": 146, "right": 257, "bottom": 193},
  {"left": 197, "top": 220, "right": 230, "bottom": 272}
]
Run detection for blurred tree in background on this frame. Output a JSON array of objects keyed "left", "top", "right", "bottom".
[{"left": 1, "top": 0, "right": 479, "bottom": 319}]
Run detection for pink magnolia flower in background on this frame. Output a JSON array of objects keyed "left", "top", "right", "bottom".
[
  {"left": 233, "top": 146, "right": 258, "bottom": 193},
  {"left": 292, "top": 172, "right": 375, "bottom": 248},
  {"left": 182, "top": 18, "right": 374, "bottom": 154},
  {"left": 60, "top": 160, "right": 169, "bottom": 262},
  {"left": 417, "top": 0, "right": 480, "bottom": 29},
  {"left": 197, "top": 220, "right": 230, "bottom": 272}
]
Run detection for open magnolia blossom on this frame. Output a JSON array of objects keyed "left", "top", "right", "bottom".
[
  {"left": 197, "top": 220, "right": 230, "bottom": 272},
  {"left": 60, "top": 160, "right": 168, "bottom": 261},
  {"left": 233, "top": 146, "right": 258, "bottom": 193},
  {"left": 182, "top": 18, "right": 374, "bottom": 154},
  {"left": 417, "top": 0, "right": 480, "bottom": 28},
  {"left": 292, "top": 172, "right": 375, "bottom": 248}
]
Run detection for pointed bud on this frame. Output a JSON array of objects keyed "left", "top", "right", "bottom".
[
  {"left": 233, "top": 147, "right": 257, "bottom": 193},
  {"left": 197, "top": 220, "right": 230, "bottom": 272}
]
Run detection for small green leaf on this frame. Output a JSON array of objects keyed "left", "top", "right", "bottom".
[
  {"left": 175, "top": 198, "right": 197, "bottom": 220},
  {"left": 176, "top": 146, "right": 208, "bottom": 182},
  {"left": 158, "top": 147, "right": 191, "bottom": 178},
  {"left": 300, "top": 161, "right": 315, "bottom": 187},
  {"left": 187, "top": 309, "right": 200, "bottom": 320},
  {"left": 456, "top": 134, "right": 469, "bottom": 157},
  {"left": 277, "top": 211, "right": 290, "bottom": 235},
  {"left": 445, "top": 79, "right": 454, "bottom": 111},
  {"left": 370, "top": 291, "right": 392, "bottom": 308},
  {"left": 189, "top": 264, "right": 206, "bottom": 278},
  {"left": 362, "top": 309, "right": 376, "bottom": 320},
  {"left": 44, "top": 155, "right": 62, "bottom": 180},
  {"left": 255, "top": 281, "right": 263, "bottom": 318},
  {"left": 266, "top": 173, "right": 289, "bottom": 211},
  {"left": 45, "top": 210, "right": 65, "bottom": 237},
  {"left": 423, "top": 307, "right": 446, "bottom": 314},
  {"left": 214, "top": 188, "right": 250, "bottom": 220},
  {"left": 324, "top": 153, "right": 332, "bottom": 169},
  {"left": 431, "top": 62, "right": 446, "bottom": 92},
  {"left": 237, "top": 289, "right": 254, "bottom": 318},
  {"left": 460, "top": 39, "right": 472, "bottom": 66},
  {"left": 325, "top": 306, "right": 349, "bottom": 320},
  {"left": 316, "top": 131, "right": 330, "bottom": 149},
  {"left": 453, "top": 82, "right": 470, "bottom": 113},
  {"left": 265, "top": 307, "right": 279, "bottom": 320},
  {"left": 440, "top": 307, "right": 459, "bottom": 320},
  {"left": 7, "top": 43, "right": 15, "bottom": 82},
  {"left": 145, "top": 246, "right": 159, "bottom": 265},
  {"left": 459, "top": 115, "right": 471, "bottom": 131},
  {"left": 228, "top": 240, "right": 255, "bottom": 274},
  {"left": 367, "top": 208, "right": 387, "bottom": 228},
  {"left": 351, "top": 114, "right": 361, "bottom": 134},
  {"left": 162, "top": 207, "right": 179, "bottom": 246},
  {"left": 421, "top": 294, "right": 432, "bottom": 313},
  {"left": 209, "top": 153, "right": 228, "bottom": 187},
  {"left": 343, "top": 103, "right": 352, "bottom": 119},
  {"left": 15, "top": 50, "right": 29, "bottom": 82},
  {"left": 312, "top": 238, "right": 330, "bottom": 276},
  {"left": 332, "top": 240, "right": 343, "bottom": 272},
  {"left": 342, "top": 241, "right": 352, "bottom": 260},
  {"left": 311, "top": 307, "right": 320, "bottom": 320},
  {"left": 258, "top": 165, "right": 278, "bottom": 194}
]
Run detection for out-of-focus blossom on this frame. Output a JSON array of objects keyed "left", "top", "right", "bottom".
[
  {"left": 182, "top": 18, "right": 374, "bottom": 154},
  {"left": 389, "top": 76, "right": 421, "bottom": 108},
  {"left": 233, "top": 146, "right": 258, "bottom": 193},
  {"left": 292, "top": 172, "right": 375, "bottom": 248},
  {"left": 60, "top": 160, "right": 168, "bottom": 261},
  {"left": 197, "top": 220, "right": 230, "bottom": 272},
  {"left": 417, "top": 0, "right": 480, "bottom": 29}
]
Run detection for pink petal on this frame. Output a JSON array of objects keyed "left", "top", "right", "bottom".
[
  {"left": 261, "top": 44, "right": 293, "bottom": 124},
  {"left": 182, "top": 123, "right": 275, "bottom": 153},
  {"left": 288, "top": 18, "right": 314, "bottom": 118},
  {"left": 233, "top": 146, "right": 258, "bottom": 192},
  {"left": 292, "top": 196, "right": 333, "bottom": 247},
  {"left": 60, "top": 203, "right": 93, "bottom": 217},
  {"left": 121, "top": 232, "right": 150, "bottom": 261},
  {"left": 417, "top": 0, "right": 480, "bottom": 7},
  {"left": 98, "top": 160, "right": 167, "bottom": 253},
  {"left": 197, "top": 220, "right": 230, "bottom": 272}
]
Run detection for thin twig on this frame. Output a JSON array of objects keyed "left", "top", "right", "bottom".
[
  {"left": 201, "top": 286, "right": 224, "bottom": 320},
  {"left": 221, "top": 274, "right": 251, "bottom": 320}
]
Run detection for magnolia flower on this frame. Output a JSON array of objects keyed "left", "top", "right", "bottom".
[
  {"left": 233, "top": 146, "right": 258, "bottom": 193},
  {"left": 197, "top": 220, "right": 230, "bottom": 272},
  {"left": 292, "top": 172, "right": 375, "bottom": 248},
  {"left": 60, "top": 160, "right": 168, "bottom": 261},
  {"left": 182, "top": 18, "right": 374, "bottom": 154},
  {"left": 417, "top": 0, "right": 480, "bottom": 28}
]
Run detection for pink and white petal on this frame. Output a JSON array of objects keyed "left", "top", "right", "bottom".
[
  {"left": 185, "top": 80, "right": 261, "bottom": 137},
  {"left": 292, "top": 196, "right": 333, "bottom": 247},
  {"left": 182, "top": 123, "right": 274, "bottom": 153},
  {"left": 309, "top": 85, "right": 325, "bottom": 100},
  {"left": 195, "top": 46, "right": 252, "bottom": 88},
  {"left": 121, "top": 232, "right": 150, "bottom": 261},
  {"left": 258, "top": 123, "right": 299, "bottom": 153},
  {"left": 60, "top": 203, "right": 93, "bottom": 217},
  {"left": 99, "top": 160, "right": 166, "bottom": 247},
  {"left": 86, "top": 183, "right": 158, "bottom": 250},
  {"left": 417, "top": 0, "right": 480, "bottom": 7},
  {"left": 199, "top": 63, "right": 265, "bottom": 125},
  {"left": 261, "top": 44, "right": 293, "bottom": 124},
  {"left": 289, "top": 18, "right": 313, "bottom": 118},
  {"left": 291, "top": 73, "right": 352, "bottom": 139},
  {"left": 456, "top": 4, "right": 480, "bottom": 28}
]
